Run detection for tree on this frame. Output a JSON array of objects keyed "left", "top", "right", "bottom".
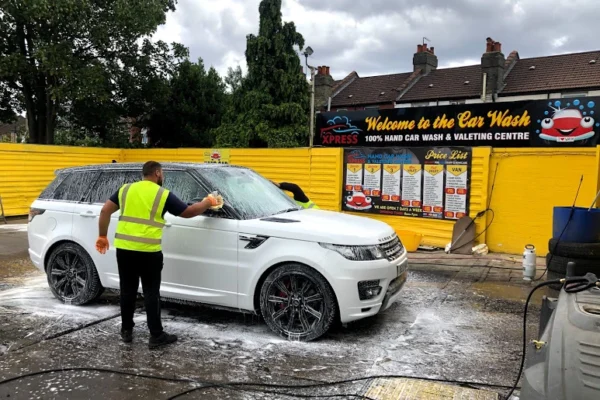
[
  {"left": 213, "top": 0, "right": 310, "bottom": 148},
  {"left": 224, "top": 66, "right": 243, "bottom": 93},
  {"left": 0, "top": 0, "right": 181, "bottom": 144},
  {"left": 145, "top": 58, "right": 227, "bottom": 148}
]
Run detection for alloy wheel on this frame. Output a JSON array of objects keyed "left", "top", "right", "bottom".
[
  {"left": 266, "top": 273, "right": 325, "bottom": 337},
  {"left": 49, "top": 248, "right": 88, "bottom": 300}
]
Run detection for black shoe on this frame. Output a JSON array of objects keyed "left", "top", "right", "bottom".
[
  {"left": 148, "top": 332, "right": 177, "bottom": 349},
  {"left": 121, "top": 330, "right": 133, "bottom": 343}
]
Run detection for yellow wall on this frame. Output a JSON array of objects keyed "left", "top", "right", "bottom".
[
  {"left": 123, "top": 147, "right": 342, "bottom": 210},
  {"left": 1, "top": 143, "right": 598, "bottom": 255},
  {"left": 485, "top": 148, "right": 598, "bottom": 254},
  {"left": 0, "top": 144, "right": 121, "bottom": 216}
]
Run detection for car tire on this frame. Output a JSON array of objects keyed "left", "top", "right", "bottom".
[
  {"left": 548, "top": 239, "right": 600, "bottom": 259},
  {"left": 46, "top": 242, "right": 103, "bottom": 305},
  {"left": 545, "top": 253, "right": 600, "bottom": 276},
  {"left": 259, "top": 264, "right": 337, "bottom": 342}
]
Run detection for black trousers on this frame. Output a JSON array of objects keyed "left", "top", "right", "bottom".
[{"left": 116, "top": 249, "right": 164, "bottom": 337}]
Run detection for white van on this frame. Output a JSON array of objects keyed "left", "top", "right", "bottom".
[{"left": 27, "top": 162, "right": 408, "bottom": 341}]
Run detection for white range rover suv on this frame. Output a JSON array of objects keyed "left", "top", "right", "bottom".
[{"left": 27, "top": 162, "right": 408, "bottom": 341}]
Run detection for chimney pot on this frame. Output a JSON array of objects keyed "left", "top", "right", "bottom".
[
  {"left": 423, "top": 43, "right": 428, "bottom": 52},
  {"left": 494, "top": 42, "right": 502, "bottom": 52},
  {"left": 417, "top": 44, "right": 423, "bottom": 53},
  {"left": 486, "top": 42, "right": 493, "bottom": 52},
  {"left": 326, "top": 66, "right": 330, "bottom": 75},
  {"left": 430, "top": 46, "right": 435, "bottom": 54}
]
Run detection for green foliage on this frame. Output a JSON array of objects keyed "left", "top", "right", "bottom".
[
  {"left": 0, "top": 0, "right": 182, "bottom": 144},
  {"left": 213, "top": 0, "right": 310, "bottom": 148},
  {"left": 145, "top": 58, "right": 227, "bottom": 148}
]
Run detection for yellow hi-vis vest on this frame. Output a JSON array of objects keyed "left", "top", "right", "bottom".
[
  {"left": 296, "top": 200, "right": 319, "bottom": 209},
  {"left": 114, "top": 181, "right": 170, "bottom": 252}
]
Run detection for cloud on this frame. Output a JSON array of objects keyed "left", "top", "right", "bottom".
[{"left": 154, "top": 0, "right": 600, "bottom": 80}]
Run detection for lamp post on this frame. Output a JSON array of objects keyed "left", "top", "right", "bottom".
[{"left": 304, "top": 46, "right": 315, "bottom": 147}]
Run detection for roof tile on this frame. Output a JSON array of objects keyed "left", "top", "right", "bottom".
[
  {"left": 331, "top": 72, "right": 413, "bottom": 107},
  {"left": 398, "top": 65, "right": 483, "bottom": 102},
  {"left": 501, "top": 50, "right": 600, "bottom": 94}
]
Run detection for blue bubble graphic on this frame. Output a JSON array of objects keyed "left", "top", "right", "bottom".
[
  {"left": 536, "top": 130, "right": 540, "bottom": 134},
  {"left": 555, "top": 101, "right": 562, "bottom": 107},
  {"left": 548, "top": 102, "right": 553, "bottom": 107},
  {"left": 580, "top": 105, "right": 585, "bottom": 110},
  {"left": 574, "top": 99, "right": 581, "bottom": 106},
  {"left": 592, "top": 111, "right": 595, "bottom": 115},
  {"left": 584, "top": 112, "right": 587, "bottom": 116},
  {"left": 567, "top": 103, "right": 571, "bottom": 107},
  {"left": 537, "top": 120, "right": 541, "bottom": 123},
  {"left": 544, "top": 111, "right": 549, "bottom": 115},
  {"left": 589, "top": 101, "right": 596, "bottom": 108},
  {"left": 597, "top": 123, "right": 600, "bottom": 127}
]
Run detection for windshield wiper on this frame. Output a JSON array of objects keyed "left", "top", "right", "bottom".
[{"left": 274, "top": 208, "right": 301, "bottom": 215}]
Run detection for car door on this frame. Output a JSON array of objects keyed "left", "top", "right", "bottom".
[
  {"left": 160, "top": 169, "right": 239, "bottom": 308},
  {"left": 73, "top": 169, "right": 141, "bottom": 288}
]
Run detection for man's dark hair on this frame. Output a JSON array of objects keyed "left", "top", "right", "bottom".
[{"left": 143, "top": 161, "right": 162, "bottom": 177}]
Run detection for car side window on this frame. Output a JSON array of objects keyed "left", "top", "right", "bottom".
[
  {"left": 87, "top": 171, "right": 142, "bottom": 204},
  {"left": 52, "top": 171, "right": 99, "bottom": 202},
  {"left": 39, "top": 173, "right": 69, "bottom": 200},
  {"left": 163, "top": 170, "right": 207, "bottom": 204}
]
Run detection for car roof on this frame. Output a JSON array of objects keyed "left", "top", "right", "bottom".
[{"left": 55, "top": 162, "right": 247, "bottom": 174}]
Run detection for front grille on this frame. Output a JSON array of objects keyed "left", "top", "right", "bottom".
[{"left": 378, "top": 234, "right": 404, "bottom": 261}]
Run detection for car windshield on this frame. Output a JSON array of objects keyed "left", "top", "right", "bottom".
[{"left": 199, "top": 167, "right": 301, "bottom": 220}]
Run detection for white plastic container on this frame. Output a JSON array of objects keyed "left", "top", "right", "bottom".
[{"left": 523, "top": 244, "right": 536, "bottom": 281}]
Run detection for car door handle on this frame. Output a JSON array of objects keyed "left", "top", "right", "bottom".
[
  {"left": 239, "top": 235, "right": 255, "bottom": 241},
  {"left": 80, "top": 211, "right": 97, "bottom": 218}
]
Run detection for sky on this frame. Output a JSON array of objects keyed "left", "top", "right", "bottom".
[{"left": 153, "top": 0, "right": 600, "bottom": 80}]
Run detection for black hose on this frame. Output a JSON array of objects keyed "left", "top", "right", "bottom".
[{"left": 0, "top": 367, "right": 514, "bottom": 398}]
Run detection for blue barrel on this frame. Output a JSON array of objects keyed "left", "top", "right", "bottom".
[{"left": 553, "top": 207, "right": 600, "bottom": 243}]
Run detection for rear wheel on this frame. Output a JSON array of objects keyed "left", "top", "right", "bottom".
[
  {"left": 46, "top": 242, "right": 103, "bottom": 305},
  {"left": 259, "top": 264, "right": 337, "bottom": 342}
]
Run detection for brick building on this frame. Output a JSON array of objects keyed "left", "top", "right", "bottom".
[{"left": 314, "top": 38, "right": 600, "bottom": 112}]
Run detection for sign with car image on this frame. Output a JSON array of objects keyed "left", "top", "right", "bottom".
[
  {"left": 316, "top": 97, "right": 600, "bottom": 147},
  {"left": 342, "top": 147, "right": 472, "bottom": 220}
]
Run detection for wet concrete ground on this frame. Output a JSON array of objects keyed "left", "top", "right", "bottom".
[{"left": 0, "top": 225, "right": 547, "bottom": 399}]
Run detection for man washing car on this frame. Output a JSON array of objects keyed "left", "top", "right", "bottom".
[
  {"left": 272, "top": 181, "right": 319, "bottom": 209},
  {"left": 95, "top": 161, "right": 224, "bottom": 349}
]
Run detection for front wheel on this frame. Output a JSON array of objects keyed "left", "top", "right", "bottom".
[
  {"left": 46, "top": 242, "right": 103, "bottom": 305},
  {"left": 259, "top": 264, "right": 337, "bottom": 342}
]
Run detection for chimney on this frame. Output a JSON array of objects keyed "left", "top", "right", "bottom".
[
  {"left": 413, "top": 43, "right": 438, "bottom": 73},
  {"left": 481, "top": 37, "right": 506, "bottom": 98},
  {"left": 314, "top": 65, "right": 335, "bottom": 110}
]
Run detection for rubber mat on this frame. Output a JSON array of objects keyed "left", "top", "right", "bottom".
[{"left": 364, "top": 378, "right": 499, "bottom": 400}]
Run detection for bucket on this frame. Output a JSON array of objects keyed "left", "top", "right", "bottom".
[
  {"left": 396, "top": 230, "right": 422, "bottom": 252},
  {"left": 553, "top": 206, "right": 600, "bottom": 243}
]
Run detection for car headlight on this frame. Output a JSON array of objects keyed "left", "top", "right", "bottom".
[{"left": 319, "top": 243, "right": 385, "bottom": 261}]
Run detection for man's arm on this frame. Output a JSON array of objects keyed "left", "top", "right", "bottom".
[
  {"left": 278, "top": 182, "right": 310, "bottom": 203},
  {"left": 99, "top": 200, "right": 119, "bottom": 236},
  {"left": 164, "top": 192, "right": 222, "bottom": 219}
]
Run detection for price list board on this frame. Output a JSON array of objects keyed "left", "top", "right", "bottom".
[{"left": 342, "top": 147, "right": 472, "bottom": 219}]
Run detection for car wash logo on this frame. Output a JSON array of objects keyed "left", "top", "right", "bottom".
[
  {"left": 537, "top": 99, "right": 600, "bottom": 144},
  {"left": 347, "top": 149, "right": 367, "bottom": 164},
  {"left": 320, "top": 116, "right": 361, "bottom": 145},
  {"left": 344, "top": 186, "right": 373, "bottom": 211}
]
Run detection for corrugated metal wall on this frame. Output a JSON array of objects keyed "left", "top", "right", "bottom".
[
  {"left": 123, "top": 148, "right": 343, "bottom": 211},
  {"left": 4, "top": 143, "right": 596, "bottom": 255},
  {"left": 486, "top": 148, "right": 598, "bottom": 254},
  {"left": 0, "top": 144, "right": 121, "bottom": 216}
]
